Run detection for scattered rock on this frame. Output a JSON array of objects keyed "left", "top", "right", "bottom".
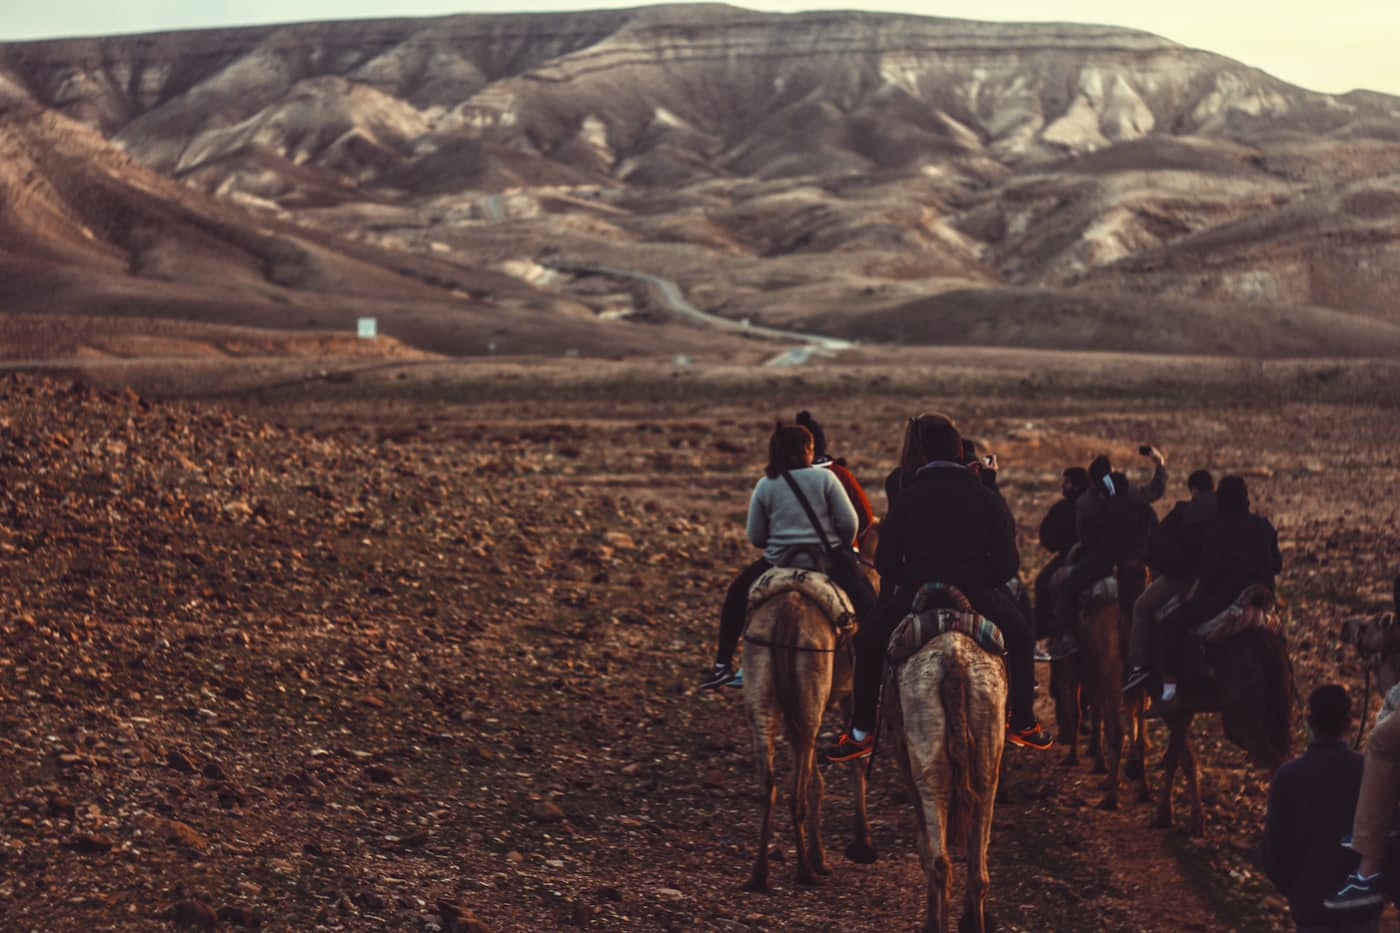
[
  {"left": 172, "top": 900, "right": 218, "bottom": 930},
  {"left": 531, "top": 801, "right": 566, "bottom": 822}
]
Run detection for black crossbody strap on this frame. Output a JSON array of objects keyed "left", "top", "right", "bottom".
[{"left": 781, "top": 471, "right": 835, "bottom": 551}]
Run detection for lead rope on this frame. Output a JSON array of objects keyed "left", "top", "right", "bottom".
[{"left": 1355, "top": 664, "right": 1373, "bottom": 751}]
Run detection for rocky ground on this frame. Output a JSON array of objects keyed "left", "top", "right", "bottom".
[{"left": 1, "top": 357, "right": 1398, "bottom": 931}]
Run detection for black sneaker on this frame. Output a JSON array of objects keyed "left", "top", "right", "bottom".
[
  {"left": 1123, "top": 667, "right": 1151, "bottom": 692},
  {"left": 1325, "top": 872, "right": 1387, "bottom": 911},
  {"left": 698, "top": 663, "right": 739, "bottom": 690},
  {"left": 1046, "top": 634, "right": 1079, "bottom": 660}
]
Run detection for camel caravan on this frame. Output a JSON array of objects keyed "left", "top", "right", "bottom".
[{"left": 698, "top": 411, "right": 1398, "bottom": 932}]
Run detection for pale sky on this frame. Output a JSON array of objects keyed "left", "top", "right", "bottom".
[{"left": 3, "top": 0, "right": 1398, "bottom": 97}]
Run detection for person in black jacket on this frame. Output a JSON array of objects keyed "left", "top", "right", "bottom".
[
  {"left": 1124, "top": 470, "right": 1216, "bottom": 689},
  {"left": 1262, "top": 684, "right": 1376, "bottom": 932},
  {"left": 1048, "top": 451, "right": 1163, "bottom": 658},
  {"left": 1033, "top": 467, "right": 1092, "bottom": 641},
  {"left": 825, "top": 415, "right": 1052, "bottom": 761},
  {"left": 1153, "top": 474, "right": 1282, "bottom": 712}
]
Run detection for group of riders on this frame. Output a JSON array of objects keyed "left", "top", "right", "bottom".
[{"left": 699, "top": 410, "right": 1283, "bottom": 761}]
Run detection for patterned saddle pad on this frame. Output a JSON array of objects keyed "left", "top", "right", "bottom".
[
  {"left": 1194, "top": 584, "right": 1282, "bottom": 643},
  {"left": 887, "top": 582, "right": 1005, "bottom": 665},
  {"left": 746, "top": 567, "right": 855, "bottom": 633}
]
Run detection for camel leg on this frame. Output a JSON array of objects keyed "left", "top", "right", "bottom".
[
  {"left": 924, "top": 852, "right": 952, "bottom": 933},
  {"left": 1097, "top": 638, "right": 1124, "bottom": 810},
  {"left": 1177, "top": 714, "right": 1204, "bottom": 837},
  {"left": 845, "top": 756, "right": 879, "bottom": 863},
  {"left": 1152, "top": 719, "right": 1182, "bottom": 829},
  {"left": 1053, "top": 661, "right": 1080, "bottom": 767},
  {"left": 806, "top": 750, "right": 831, "bottom": 876},
  {"left": 1099, "top": 694, "right": 1123, "bottom": 810},
  {"left": 790, "top": 743, "right": 821, "bottom": 886},
  {"left": 1089, "top": 703, "right": 1107, "bottom": 774},
  {"left": 1126, "top": 692, "right": 1152, "bottom": 804},
  {"left": 746, "top": 731, "right": 776, "bottom": 892},
  {"left": 960, "top": 724, "right": 1003, "bottom": 933}
]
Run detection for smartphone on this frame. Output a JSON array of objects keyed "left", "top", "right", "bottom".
[{"left": 1138, "top": 444, "right": 1152, "bottom": 456}]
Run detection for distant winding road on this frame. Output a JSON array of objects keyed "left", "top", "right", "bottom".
[{"left": 543, "top": 259, "right": 853, "bottom": 365}]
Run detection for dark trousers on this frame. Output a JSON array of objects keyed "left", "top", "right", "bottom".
[
  {"left": 1033, "top": 553, "right": 1067, "bottom": 639},
  {"left": 1158, "top": 588, "right": 1232, "bottom": 679},
  {"left": 716, "top": 556, "right": 878, "bottom": 667},
  {"left": 716, "top": 558, "right": 772, "bottom": 666},
  {"left": 851, "top": 584, "right": 1035, "bottom": 732}
]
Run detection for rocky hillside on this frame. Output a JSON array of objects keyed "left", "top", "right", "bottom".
[{"left": 3, "top": 4, "right": 1400, "bottom": 355}]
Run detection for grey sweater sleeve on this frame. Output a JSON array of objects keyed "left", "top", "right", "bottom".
[{"left": 745, "top": 477, "right": 770, "bottom": 549}]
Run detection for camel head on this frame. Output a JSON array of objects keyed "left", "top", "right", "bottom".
[{"left": 1341, "top": 611, "right": 1400, "bottom": 696}]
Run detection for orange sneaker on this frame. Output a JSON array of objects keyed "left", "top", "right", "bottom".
[
  {"left": 1006, "top": 722, "right": 1055, "bottom": 750},
  {"left": 823, "top": 731, "right": 874, "bottom": 762}
]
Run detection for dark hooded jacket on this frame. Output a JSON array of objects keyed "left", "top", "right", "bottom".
[
  {"left": 1196, "top": 510, "right": 1282, "bottom": 603},
  {"left": 1148, "top": 490, "right": 1218, "bottom": 579},
  {"left": 1069, "top": 473, "right": 1157, "bottom": 582},
  {"left": 875, "top": 464, "right": 1019, "bottom": 591}
]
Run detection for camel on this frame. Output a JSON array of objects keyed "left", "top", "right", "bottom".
[
  {"left": 1341, "top": 610, "right": 1400, "bottom": 727},
  {"left": 1051, "top": 576, "right": 1151, "bottom": 810},
  {"left": 866, "top": 586, "right": 1008, "bottom": 933},
  {"left": 739, "top": 524, "right": 879, "bottom": 892},
  {"left": 1150, "top": 588, "right": 1293, "bottom": 836}
]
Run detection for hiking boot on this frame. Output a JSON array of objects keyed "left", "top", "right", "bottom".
[
  {"left": 823, "top": 731, "right": 874, "bottom": 762},
  {"left": 1006, "top": 722, "right": 1055, "bottom": 750},
  {"left": 1033, "top": 640, "right": 1053, "bottom": 662},
  {"left": 1123, "top": 667, "right": 1151, "bottom": 692},
  {"left": 1325, "top": 872, "right": 1387, "bottom": 911},
  {"left": 726, "top": 667, "right": 744, "bottom": 688},
  {"left": 698, "top": 663, "right": 739, "bottom": 690}
]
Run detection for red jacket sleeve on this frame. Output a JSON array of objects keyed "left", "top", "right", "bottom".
[{"left": 830, "top": 463, "right": 874, "bottom": 535}]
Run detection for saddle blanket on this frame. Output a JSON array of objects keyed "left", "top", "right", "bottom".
[
  {"left": 886, "top": 607, "right": 1005, "bottom": 665},
  {"left": 1194, "top": 584, "right": 1283, "bottom": 643},
  {"left": 746, "top": 567, "right": 855, "bottom": 632}
]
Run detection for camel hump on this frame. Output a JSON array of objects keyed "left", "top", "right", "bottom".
[
  {"left": 1194, "top": 584, "right": 1281, "bottom": 643},
  {"left": 886, "top": 607, "right": 1005, "bottom": 666},
  {"left": 745, "top": 567, "right": 854, "bottom": 633}
]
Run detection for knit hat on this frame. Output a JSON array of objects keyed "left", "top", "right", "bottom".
[{"left": 795, "top": 411, "right": 828, "bottom": 462}]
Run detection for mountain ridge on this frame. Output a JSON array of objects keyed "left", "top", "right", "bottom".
[{"left": 3, "top": 5, "right": 1400, "bottom": 359}]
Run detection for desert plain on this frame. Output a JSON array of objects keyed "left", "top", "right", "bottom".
[{"left": 0, "top": 343, "right": 1395, "bottom": 932}]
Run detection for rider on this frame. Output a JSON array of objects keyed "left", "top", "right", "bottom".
[
  {"left": 700, "top": 423, "right": 876, "bottom": 689},
  {"left": 796, "top": 410, "right": 874, "bottom": 535},
  {"left": 1048, "top": 449, "right": 1165, "bottom": 659},
  {"left": 1125, "top": 467, "right": 1215, "bottom": 686},
  {"left": 1033, "top": 467, "right": 1092, "bottom": 641},
  {"left": 825, "top": 414, "right": 1053, "bottom": 760},
  {"left": 1151, "top": 474, "right": 1282, "bottom": 714},
  {"left": 1124, "top": 470, "right": 1217, "bottom": 690}
]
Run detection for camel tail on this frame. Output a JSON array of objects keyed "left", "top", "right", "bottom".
[
  {"left": 940, "top": 650, "right": 978, "bottom": 845},
  {"left": 769, "top": 613, "right": 805, "bottom": 734}
]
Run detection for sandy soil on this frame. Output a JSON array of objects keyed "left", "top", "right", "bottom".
[{"left": 0, "top": 353, "right": 1398, "bottom": 931}]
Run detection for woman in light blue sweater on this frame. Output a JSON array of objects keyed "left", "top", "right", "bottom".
[{"left": 700, "top": 423, "right": 874, "bottom": 689}]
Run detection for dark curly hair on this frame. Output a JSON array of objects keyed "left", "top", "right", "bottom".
[{"left": 765, "top": 424, "right": 814, "bottom": 479}]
